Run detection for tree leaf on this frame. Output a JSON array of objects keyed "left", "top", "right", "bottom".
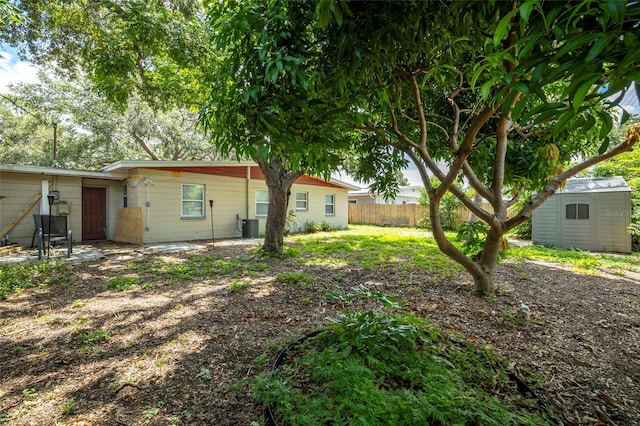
[
  {"left": 598, "top": 136, "right": 610, "bottom": 154},
  {"left": 519, "top": 1, "right": 535, "bottom": 23},
  {"left": 585, "top": 35, "right": 613, "bottom": 63}
]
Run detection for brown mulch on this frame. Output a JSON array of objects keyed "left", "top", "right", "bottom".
[{"left": 0, "top": 239, "right": 639, "bottom": 426}]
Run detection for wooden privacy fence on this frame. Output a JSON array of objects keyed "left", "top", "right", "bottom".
[{"left": 348, "top": 203, "right": 511, "bottom": 229}]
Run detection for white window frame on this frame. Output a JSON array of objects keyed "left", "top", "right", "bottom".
[
  {"left": 325, "top": 194, "right": 335, "bottom": 216},
  {"left": 295, "top": 192, "right": 308, "bottom": 211},
  {"left": 256, "top": 189, "right": 269, "bottom": 217},
  {"left": 181, "top": 184, "right": 205, "bottom": 218}
]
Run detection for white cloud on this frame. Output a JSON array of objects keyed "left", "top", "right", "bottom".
[{"left": 0, "top": 50, "right": 40, "bottom": 93}]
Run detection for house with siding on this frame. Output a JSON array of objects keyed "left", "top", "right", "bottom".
[
  {"left": 532, "top": 176, "right": 631, "bottom": 253},
  {"left": 349, "top": 185, "right": 423, "bottom": 205},
  {"left": 0, "top": 161, "right": 357, "bottom": 247}
]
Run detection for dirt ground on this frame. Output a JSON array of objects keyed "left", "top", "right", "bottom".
[{"left": 0, "top": 238, "right": 639, "bottom": 426}]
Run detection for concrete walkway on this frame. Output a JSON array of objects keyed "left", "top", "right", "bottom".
[{"left": 0, "top": 241, "right": 209, "bottom": 265}]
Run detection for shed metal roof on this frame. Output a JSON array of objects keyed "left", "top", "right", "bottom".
[{"left": 558, "top": 176, "right": 631, "bottom": 194}]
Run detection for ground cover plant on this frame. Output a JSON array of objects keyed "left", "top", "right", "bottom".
[
  {"left": 254, "top": 287, "right": 556, "bottom": 425},
  {"left": 0, "top": 225, "right": 638, "bottom": 425}
]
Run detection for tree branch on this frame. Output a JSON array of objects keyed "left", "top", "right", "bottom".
[{"left": 132, "top": 133, "right": 159, "bottom": 160}]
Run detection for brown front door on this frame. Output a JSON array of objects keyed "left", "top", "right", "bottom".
[{"left": 82, "top": 187, "right": 107, "bottom": 240}]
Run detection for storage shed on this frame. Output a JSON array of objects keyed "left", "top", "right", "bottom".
[{"left": 532, "top": 176, "right": 632, "bottom": 253}]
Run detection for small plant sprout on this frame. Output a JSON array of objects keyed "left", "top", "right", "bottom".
[
  {"left": 196, "top": 368, "right": 212, "bottom": 380},
  {"left": 60, "top": 398, "right": 75, "bottom": 414}
]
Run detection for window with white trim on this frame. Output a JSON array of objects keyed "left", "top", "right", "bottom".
[
  {"left": 566, "top": 203, "right": 589, "bottom": 220},
  {"left": 325, "top": 194, "right": 335, "bottom": 216},
  {"left": 181, "top": 184, "right": 205, "bottom": 218},
  {"left": 256, "top": 190, "right": 269, "bottom": 216},
  {"left": 295, "top": 192, "right": 308, "bottom": 211}
]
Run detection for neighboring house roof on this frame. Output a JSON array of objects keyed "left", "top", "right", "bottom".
[
  {"left": 0, "top": 163, "right": 123, "bottom": 180},
  {"left": 101, "top": 160, "right": 360, "bottom": 190},
  {"left": 558, "top": 176, "right": 631, "bottom": 194},
  {"left": 349, "top": 184, "right": 424, "bottom": 199}
]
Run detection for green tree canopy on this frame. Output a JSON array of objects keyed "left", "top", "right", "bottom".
[
  {"left": 202, "top": 0, "right": 353, "bottom": 253},
  {"left": 0, "top": 74, "right": 219, "bottom": 168},
  {"left": 300, "top": 0, "right": 640, "bottom": 294}
]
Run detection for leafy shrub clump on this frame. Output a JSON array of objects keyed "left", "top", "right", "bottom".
[{"left": 253, "top": 288, "right": 554, "bottom": 425}]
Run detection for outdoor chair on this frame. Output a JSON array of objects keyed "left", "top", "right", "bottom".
[{"left": 36, "top": 215, "right": 72, "bottom": 258}]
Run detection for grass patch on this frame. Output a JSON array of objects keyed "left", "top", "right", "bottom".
[
  {"left": 288, "top": 226, "right": 461, "bottom": 277},
  {"left": 277, "top": 272, "right": 313, "bottom": 288},
  {"left": 229, "top": 278, "right": 252, "bottom": 293},
  {"left": 107, "top": 276, "right": 137, "bottom": 291},
  {"left": 508, "top": 245, "right": 640, "bottom": 275},
  {"left": 0, "top": 261, "right": 74, "bottom": 300},
  {"left": 253, "top": 289, "right": 554, "bottom": 425}
]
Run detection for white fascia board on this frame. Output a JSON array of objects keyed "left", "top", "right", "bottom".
[{"left": 0, "top": 163, "right": 123, "bottom": 180}]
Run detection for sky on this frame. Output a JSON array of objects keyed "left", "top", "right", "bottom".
[{"left": 0, "top": 46, "right": 40, "bottom": 93}]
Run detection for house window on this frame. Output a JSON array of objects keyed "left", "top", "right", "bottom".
[
  {"left": 349, "top": 199, "right": 357, "bottom": 204},
  {"left": 566, "top": 203, "right": 589, "bottom": 220},
  {"left": 296, "top": 192, "right": 308, "bottom": 211},
  {"left": 325, "top": 194, "right": 335, "bottom": 216},
  {"left": 123, "top": 184, "right": 128, "bottom": 208},
  {"left": 181, "top": 184, "right": 205, "bottom": 218},
  {"left": 256, "top": 190, "right": 269, "bottom": 216}
]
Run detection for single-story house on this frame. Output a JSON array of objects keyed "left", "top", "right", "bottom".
[
  {"left": 349, "top": 185, "right": 423, "bottom": 205},
  {"left": 0, "top": 161, "right": 358, "bottom": 247},
  {"left": 532, "top": 176, "right": 632, "bottom": 253}
]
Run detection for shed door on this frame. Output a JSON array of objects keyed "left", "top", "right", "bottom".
[
  {"left": 561, "top": 200, "right": 591, "bottom": 250},
  {"left": 82, "top": 187, "right": 107, "bottom": 240}
]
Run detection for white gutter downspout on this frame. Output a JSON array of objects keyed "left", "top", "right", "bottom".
[
  {"left": 144, "top": 178, "right": 153, "bottom": 232},
  {"left": 40, "top": 180, "right": 50, "bottom": 215}
]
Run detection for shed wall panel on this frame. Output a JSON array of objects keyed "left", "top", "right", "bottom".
[{"left": 532, "top": 196, "right": 559, "bottom": 245}]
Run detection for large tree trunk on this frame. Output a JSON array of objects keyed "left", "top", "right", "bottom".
[
  {"left": 427, "top": 190, "right": 502, "bottom": 296},
  {"left": 259, "top": 157, "right": 303, "bottom": 254}
]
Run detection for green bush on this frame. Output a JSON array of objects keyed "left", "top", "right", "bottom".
[{"left": 253, "top": 288, "right": 554, "bottom": 425}]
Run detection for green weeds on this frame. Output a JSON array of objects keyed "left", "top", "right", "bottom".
[
  {"left": 60, "top": 398, "right": 75, "bottom": 415},
  {"left": 277, "top": 272, "right": 313, "bottom": 288},
  {"left": 107, "top": 276, "right": 137, "bottom": 291},
  {"left": 253, "top": 288, "right": 553, "bottom": 425},
  {"left": 0, "top": 261, "right": 74, "bottom": 300},
  {"left": 77, "top": 329, "right": 110, "bottom": 355},
  {"left": 508, "top": 245, "right": 640, "bottom": 275}
]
